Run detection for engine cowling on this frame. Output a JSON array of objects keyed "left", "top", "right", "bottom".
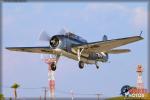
[{"left": 49, "top": 36, "right": 62, "bottom": 48}]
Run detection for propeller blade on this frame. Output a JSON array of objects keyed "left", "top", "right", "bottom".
[
  {"left": 38, "top": 31, "right": 51, "bottom": 41},
  {"left": 59, "top": 28, "right": 69, "bottom": 35}
]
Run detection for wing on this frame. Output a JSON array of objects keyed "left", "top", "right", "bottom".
[
  {"left": 6, "top": 46, "right": 62, "bottom": 55},
  {"left": 72, "top": 36, "right": 143, "bottom": 53}
]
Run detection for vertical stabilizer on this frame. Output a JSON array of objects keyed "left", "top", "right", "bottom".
[{"left": 103, "top": 35, "right": 108, "bottom": 41}]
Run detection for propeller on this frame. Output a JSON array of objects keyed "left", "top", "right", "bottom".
[
  {"left": 38, "top": 28, "right": 69, "bottom": 42},
  {"left": 37, "top": 31, "right": 51, "bottom": 61},
  {"left": 58, "top": 28, "right": 69, "bottom": 35},
  {"left": 38, "top": 31, "right": 51, "bottom": 41}
]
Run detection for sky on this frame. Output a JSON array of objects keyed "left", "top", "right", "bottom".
[{"left": 2, "top": 1, "right": 148, "bottom": 98}]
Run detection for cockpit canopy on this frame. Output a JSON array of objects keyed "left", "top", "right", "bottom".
[{"left": 65, "top": 32, "right": 87, "bottom": 43}]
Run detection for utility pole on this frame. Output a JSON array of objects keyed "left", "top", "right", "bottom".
[
  {"left": 43, "top": 87, "right": 48, "bottom": 100},
  {"left": 39, "top": 96, "right": 41, "bottom": 100},
  {"left": 70, "top": 90, "right": 74, "bottom": 100},
  {"left": 96, "top": 94, "right": 101, "bottom": 100}
]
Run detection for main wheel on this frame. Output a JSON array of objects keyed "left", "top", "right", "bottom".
[
  {"left": 79, "top": 61, "right": 84, "bottom": 69},
  {"left": 96, "top": 65, "right": 99, "bottom": 69},
  {"left": 51, "top": 62, "right": 56, "bottom": 71}
]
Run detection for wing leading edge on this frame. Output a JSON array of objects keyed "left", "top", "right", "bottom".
[
  {"left": 72, "top": 36, "right": 143, "bottom": 53},
  {"left": 6, "top": 46, "right": 62, "bottom": 55}
]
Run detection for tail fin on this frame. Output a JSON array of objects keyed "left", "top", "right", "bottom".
[{"left": 103, "top": 35, "right": 108, "bottom": 41}]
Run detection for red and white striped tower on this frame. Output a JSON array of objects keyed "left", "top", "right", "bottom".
[
  {"left": 136, "top": 64, "right": 144, "bottom": 89},
  {"left": 42, "top": 55, "right": 56, "bottom": 100},
  {"left": 48, "top": 62, "right": 55, "bottom": 99}
]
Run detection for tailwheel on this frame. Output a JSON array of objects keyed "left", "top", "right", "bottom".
[
  {"left": 51, "top": 62, "right": 57, "bottom": 71},
  {"left": 79, "top": 61, "right": 84, "bottom": 69}
]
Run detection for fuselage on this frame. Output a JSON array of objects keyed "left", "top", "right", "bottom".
[{"left": 50, "top": 32, "right": 108, "bottom": 64}]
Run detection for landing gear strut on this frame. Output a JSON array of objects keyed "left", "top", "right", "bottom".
[
  {"left": 77, "top": 48, "right": 84, "bottom": 61},
  {"left": 42, "top": 54, "right": 60, "bottom": 71},
  {"left": 79, "top": 61, "right": 84, "bottom": 69},
  {"left": 95, "top": 61, "right": 99, "bottom": 69},
  {"left": 46, "top": 55, "right": 59, "bottom": 71},
  {"left": 77, "top": 48, "right": 84, "bottom": 69}
]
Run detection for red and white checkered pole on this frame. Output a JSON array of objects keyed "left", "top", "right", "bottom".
[
  {"left": 48, "top": 63, "right": 55, "bottom": 99},
  {"left": 42, "top": 54, "right": 56, "bottom": 100},
  {"left": 136, "top": 64, "right": 144, "bottom": 89}
]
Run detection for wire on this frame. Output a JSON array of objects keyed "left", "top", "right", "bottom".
[
  {"left": 2, "top": 86, "right": 103, "bottom": 96},
  {"left": 55, "top": 88, "right": 103, "bottom": 96}
]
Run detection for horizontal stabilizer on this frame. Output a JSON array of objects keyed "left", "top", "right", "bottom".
[{"left": 106, "top": 49, "right": 131, "bottom": 54}]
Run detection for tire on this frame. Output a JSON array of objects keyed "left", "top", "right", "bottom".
[
  {"left": 51, "top": 62, "right": 56, "bottom": 71},
  {"left": 96, "top": 65, "right": 99, "bottom": 69},
  {"left": 79, "top": 61, "right": 84, "bottom": 69}
]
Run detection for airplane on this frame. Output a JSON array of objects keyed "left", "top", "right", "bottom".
[{"left": 6, "top": 30, "right": 143, "bottom": 71}]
